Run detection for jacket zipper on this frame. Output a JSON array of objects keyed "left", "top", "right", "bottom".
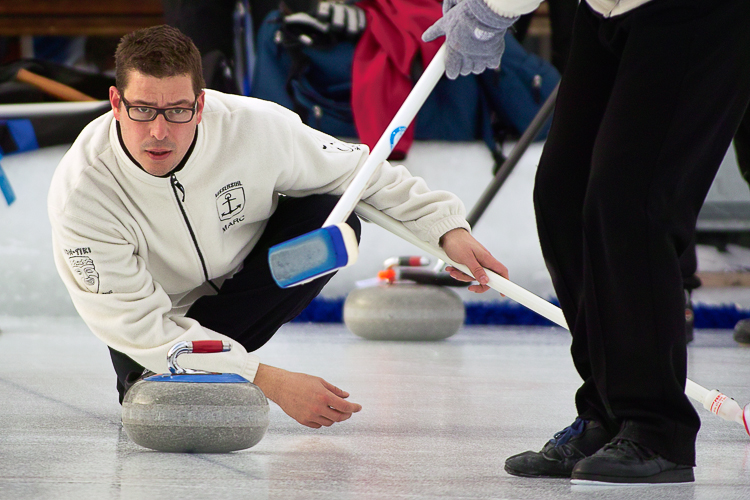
[{"left": 170, "top": 174, "right": 220, "bottom": 293}]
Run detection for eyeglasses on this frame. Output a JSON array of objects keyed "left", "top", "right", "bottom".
[{"left": 121, "top": 96, "right": 198, "bottom": 123}]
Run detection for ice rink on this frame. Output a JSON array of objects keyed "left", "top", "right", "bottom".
[
  {"left": 1, "top": 318, "right": 749, "bottom": 500},
  {"left": 1, "top": 140, "right": 750, "bottom": 499}
]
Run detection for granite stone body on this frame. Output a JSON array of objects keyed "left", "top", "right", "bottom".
[
  {"left": 122, "top": 376, "right": 270, "bottom": 453},
  {"left": 344, "top": 284, "right": 465, "bottom": 341}
]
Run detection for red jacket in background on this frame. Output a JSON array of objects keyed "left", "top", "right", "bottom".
[{"left": 352, "top": 0, "right": 443, "bottom": 159}]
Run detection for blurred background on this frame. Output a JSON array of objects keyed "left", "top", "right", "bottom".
[{"left": 1, "top": 0, "right": 749, "bottom": 331}]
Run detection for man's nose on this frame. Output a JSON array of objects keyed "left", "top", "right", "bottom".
[{"left": 149, "top": 114, "right": 169, "bottom": 141}]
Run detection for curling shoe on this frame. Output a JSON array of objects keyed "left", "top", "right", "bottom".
[
  {"left": 570, "top": 438, "right": 694, "bottom": 485},
  {"left": 504, "top": 418, "right": 613, "bottom": 478}
]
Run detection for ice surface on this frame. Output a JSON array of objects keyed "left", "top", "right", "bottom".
[{"left": 1, "top": 318, "right": 749, "bottom": 499}]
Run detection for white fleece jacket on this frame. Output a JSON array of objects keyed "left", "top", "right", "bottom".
[
  {"left": 483, "top": 0, "right": 654, "bottom": 18},
  {"left": 48, "top": 89, "right": 470, "bottom": 382}
]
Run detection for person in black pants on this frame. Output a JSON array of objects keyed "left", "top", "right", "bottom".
[
  {"left": 683, "top": 105, "right": 750, "bottom": 345},
  {"left": 424, "top": 0, "right": 750, "bottom": 485},
  {"left": 521, "top": 0, "right": 750, "bottom": 484}
]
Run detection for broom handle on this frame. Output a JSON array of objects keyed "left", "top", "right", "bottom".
[
  {"left": 16, "top": 68, "right": 97, "bottom": 102},
  {"left": 323, "top": 44, "right": 447, "bottom": 227}
]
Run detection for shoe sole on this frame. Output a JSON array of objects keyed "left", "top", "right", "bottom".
[
  {"left": 504, "top": 464, "right": 571, "bottom": 479},
  {"left": 570, "top": 467, "right": 694, "bottom": 485}
]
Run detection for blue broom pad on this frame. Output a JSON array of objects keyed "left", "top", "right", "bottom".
[{"left": 269, "top": 225, "right": 351, "bottom": 288}]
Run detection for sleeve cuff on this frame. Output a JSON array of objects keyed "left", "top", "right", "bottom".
[
  {"left": 481, "top": 0, "right": 541, "bottom": 17},
  {"left": 241, "top": 353, "right": 261, "bottom": 383},
  {"left": 428, "top": 215, "right": 472, "bottom": 247}
]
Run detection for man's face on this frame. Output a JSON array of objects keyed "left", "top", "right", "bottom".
[{"left": 110, "top": 71, "right": 204, "bottom": 177}]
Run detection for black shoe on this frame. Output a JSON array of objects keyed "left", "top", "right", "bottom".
[
  {"left": 570, "top": 438, "right": 694, "bottom": 484},
  {"left": 504, "top": 418, "right": 613, "bottom": 478},
  {"left": 734, "top": 318, "right": 750, "bottom": 344}
]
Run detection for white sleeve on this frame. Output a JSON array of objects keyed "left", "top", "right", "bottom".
[
  {"left": 483, "top": 0, "right": 544, "bottom": 17},
  {"left": 49, "top": 208, "right": 260, "bottom": 382},
  {"left": 276, "top": 120, "right": 470, "bottom": 247}
]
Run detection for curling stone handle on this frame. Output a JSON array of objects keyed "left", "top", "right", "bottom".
[
  {"left": 167, "top": 340, "right": 231, "bottom": 375},
  {"left": 192, "top": 340, "right": 230, "bottom": 353},
  {"left": 383, "top": 256, "right": 430, "bottom": 269}
]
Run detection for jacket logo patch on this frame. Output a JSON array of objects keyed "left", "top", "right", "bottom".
[
  {"left": 216, "top": 181, "right": 246, "bottom": 232},
  {"left": 216, "top": 181, "right": 245, "bottom": 221},
  {"left": 69, "top": 255, "right": 100, "bottom": 293}
]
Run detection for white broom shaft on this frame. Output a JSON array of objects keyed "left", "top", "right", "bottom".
[
  {"left": 324, "top": 45, "right": 447, "bottom": 227},
  {"left": 686, "top": 379, "right": 745, "bottom": 424},
  {"left": 684, "top": 379, "right": 708, "bottom": 402},
  {"left": 353, "top": 202, "right": 723, "bottom": 409}
]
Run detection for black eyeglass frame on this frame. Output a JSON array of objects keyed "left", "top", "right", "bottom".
[{"left": 120, "top": 96, "right": 199, "bottom": 123}]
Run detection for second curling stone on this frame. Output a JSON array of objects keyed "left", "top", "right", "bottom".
[
  {"left": 122, "top": 340, "right": 269, "bottom": 453},
  {"left": 344, "top": 283, "right": 465, "bottom": 341}
]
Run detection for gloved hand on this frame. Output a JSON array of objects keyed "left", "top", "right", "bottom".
[
  {"left": 422, "top": 0, "right": 519, "bottom": 79},
  {"left": 314, "top": 1, "right": 367, "bottom": 36},
  {"left": 283, "top": 1, "right": 366, "bottom": 45}
]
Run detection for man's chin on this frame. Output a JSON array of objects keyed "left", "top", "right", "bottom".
[
  {"left": 138, "top": 153, "right": 178, "bottom": 177},
  {"left": 141, "top": 160, "right": 177, "bottom": 177}
]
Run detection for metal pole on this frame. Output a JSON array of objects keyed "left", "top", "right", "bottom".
[{"left": 466, "top": 83, "right": 559, "bottom": 228}]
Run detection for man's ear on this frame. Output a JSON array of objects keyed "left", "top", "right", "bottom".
[
  {"left": 109, "top": 86, "right": 122, "bottom": 120},
  {"left": 195, "top": 91, "right": 206, "bottom": 124}
]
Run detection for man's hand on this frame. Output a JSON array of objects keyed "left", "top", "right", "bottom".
[
  {"left": 253, "top": 364, "right": 362, "bottom": 428},
  {"left": 422, "top": 0, "right": 519, "bottom": 79},
  {"left": 439, "top": 227, "right": 508, "bottom": 293}
]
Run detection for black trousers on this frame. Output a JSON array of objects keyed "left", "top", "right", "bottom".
[
  {"left": 109, "top": 194, "right": 361, "bottom": 402},
  {"left": 533, "top": 0, "right": 750, "bottom": 465},
  {"left": 735, "top": 105, "right": 750, "bottom": 183}
]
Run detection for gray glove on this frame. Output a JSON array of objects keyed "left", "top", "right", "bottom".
[{"left": 422, "top": 0, "right": 519, "bottom": 79}]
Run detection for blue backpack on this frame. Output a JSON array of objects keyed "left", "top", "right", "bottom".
[{"left": 251, "top": 10, "right": 560, "bottom": 153}]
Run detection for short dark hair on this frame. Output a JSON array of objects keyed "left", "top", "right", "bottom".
[{"left": 115, "top": 25, "right": 205, "bottom": 97}]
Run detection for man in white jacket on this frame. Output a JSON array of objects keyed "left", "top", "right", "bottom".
[
  {"left": 48, "top": 25, "right": 507, "bottom": 430},
  {"left": 424, "top": 0, "right": 750, "bottom": 486}
]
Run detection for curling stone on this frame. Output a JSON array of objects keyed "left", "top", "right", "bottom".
[
  {"left": 122, "top": 340, "right": 269, "bottom": 453},
  {"left": 344, "top": 283, "right": 465, "bottom": 341}
]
